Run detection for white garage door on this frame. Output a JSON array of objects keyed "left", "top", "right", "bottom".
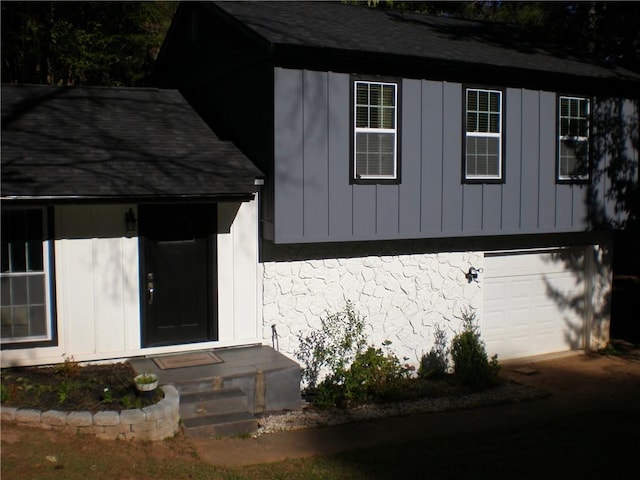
[{"left": 482, "top": 249, "right": 586, "bottom": 360}]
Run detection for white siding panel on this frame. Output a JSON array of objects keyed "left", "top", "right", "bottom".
[
  {"left": 93, "top": 238, "right": 127, "bottom": 353},
  {"left": 217, "top": 198, "right": 259, "bottom": 342},
  {"left": 61, "top": 238, "right": 97, "bottom": 355},
  {"left": 217, "top": 203, "right": 236, "bottom": 342}
]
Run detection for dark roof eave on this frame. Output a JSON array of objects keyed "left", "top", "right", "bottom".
[
  {"left": 271, "top": 44, "right": 640, "bottom": 97},
  {"left": 0, "top": 192, "right": 258, "bottom": 205}
]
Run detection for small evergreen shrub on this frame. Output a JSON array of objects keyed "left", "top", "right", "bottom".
[
  {"left": 418, "top": 323, "right": 450, "bottom": 379},
  {"left": 450, "top": 308, "right": 500, "bottom": 389}
]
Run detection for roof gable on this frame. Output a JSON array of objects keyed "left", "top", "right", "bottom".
[
  {"left": 206, "top": 1, "right": 639, "bottom": 94},
  {"left": 1, "top": 85, "right": 263, "bottom": 201}
]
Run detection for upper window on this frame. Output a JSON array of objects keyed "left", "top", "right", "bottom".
[
  {"left": 1, "top": 208, "right": 55, "bottom": 345},
  {"left": 558, "top": 96, "right": 590, "bottom": 182},
  {"left": 353, "top": 80, "right": 399, "bottom": 182},
  {"left": 464, "top": 88, "right": 503, "bottom": 182}
]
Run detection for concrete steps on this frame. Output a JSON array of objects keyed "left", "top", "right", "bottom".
[
  {"left": 182, "top": 411, "right": 258, "bottom": 438},
  {"left": 129, "top": 346, "right": 302, "bottom": 439},
  {"left": 178, "top": 387, "right": 257, "bottom": 438}
]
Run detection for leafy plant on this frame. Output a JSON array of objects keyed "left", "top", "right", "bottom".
[
  {"left": 313, "top": 340, "right": 412, "bottom": 408},
  {"left": 295, "top": 301, "right": 368, "bottom": 389},
  {"left": 134, "top": 373, "right": 158, "bottom": 385},
  {"left": 56, "top": 380, "right": 80, "bottom": 405},
  {"left": 418, "top": 323, "right": 450, "bottom": 379},
  {"left": 101, "top": 387, "right": 113, "bottom": 404},
  {"left": 450, "top": 308, "right": 500, "bottom": 389},
  {"left": 54, "top": 355, "right": 81, "bottom": 378}
]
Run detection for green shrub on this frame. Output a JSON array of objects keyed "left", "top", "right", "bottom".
[
  {"left": 418, "top": 323, "right": 450, "bottom": 379},
  {"left": 450, "top": 308, "right": 500, "bottom": 389},
  {"left": 295, "top": 301, "right": 367, "bottom": 389},
  {"left": 315, "top": 343, "right": 410, "bottom": 408}
]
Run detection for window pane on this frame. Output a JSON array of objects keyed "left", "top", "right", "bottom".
[
  {"left": 466, "top": 137, "right": 499, "bottom": 177},
  {"left": 12, "top": 306, "right": 28, "bottom": 327},
  {"left": 370, "top": 84, "right": 381, "bottom": 106},
  {"left": 356, "top": 106, "right": 369, "bottom": 128},
  {"left": 1, "top": 208, "right": 51, "bottom": 343},
  {"left": 489, "top": 113, "right": 499, "bottom": 133},
  {"left": 382, "top": 85, "right": 395, "bottom": 107},
  {"left": 370, "top": 107, "right": 381, "bottom": 128},
  {"left": 490, "top": 92, "right": 499, "bottom": 111},
  {"left": 356, "top": 84, "right": 368, "bottom": 105},
  {"left": 355, "top": 132, "right": 395, "bottom": 177},
  {"left": 354, "top": 81, "right": 398, "bottom": 180},
  {"left": 467, "top": 90, "right": 477, "bottom": 110},
  {"left": 578, "top": 119, "right": 588, "bottom": 137},
  {"left": 1, "top": 277, "right": 9, "bottom": 305},
  {"left": 10, "top": 277, "right": 28, "bottom": 305},
  {"left": 559, "top": 96, "right": 589, "bottom": 180},
  {"left": 466, "top": 112, "right": 476, "bottom": 131},
  {"left": 479, "top": 92, "right": 489, "bottom": 111},
  {"left": 466, "top": 89, "right": 500, "bottom": 133},
  {"left": 28, "top": 275, "right": 45, "bottom": 305},
  {"left": 560, "top": 139, "right": 588, "bottom": 177},
  {"left": 382, "top": 107, "right": 394, "bottom": 129},
  {"left": 29, "top": 306, "right": 47, "bottom": 336},
  {"left": 1, "top": 307, "right": 11, "bottom": 332},
  {"left": 579, "top": 99, "right": 588, "bottom": 117}
]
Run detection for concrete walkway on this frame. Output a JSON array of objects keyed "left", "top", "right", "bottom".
[{"left": 189, "top": 351, "right": 640, "bottom": 466}]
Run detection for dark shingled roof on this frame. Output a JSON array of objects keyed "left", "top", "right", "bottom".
[
  {"left": 1, "top": 85, "right": 263, "bottom": 201},
  {"left": 208, "top": 1, "right": 640, "bottom": 89}
]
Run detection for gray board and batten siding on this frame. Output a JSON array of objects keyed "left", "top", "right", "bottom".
[{"left": 269, "top": 68, "right": 638, "bottom": 244}]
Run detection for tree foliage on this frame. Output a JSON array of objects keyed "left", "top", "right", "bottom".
[{"left": 1, "top": 1, "right": 177, "bottom": 86}]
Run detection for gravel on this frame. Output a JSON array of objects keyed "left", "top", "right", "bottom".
[{"left": 256, "top": 382, "right": 546, "bottom": 435}]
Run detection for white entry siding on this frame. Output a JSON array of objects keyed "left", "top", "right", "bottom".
[
  {"left": 482, "top": 249, "right": 586, "bottom": 360},
  {"left": 1, "top": 199, "right": 261, "bottom": 368}
]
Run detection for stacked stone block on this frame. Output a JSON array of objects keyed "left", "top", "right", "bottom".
[{"left": 0, "top": 385, "right": 179, "bottom": 441}]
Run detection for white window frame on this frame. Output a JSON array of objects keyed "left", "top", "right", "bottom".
[
  {"left": 1, "top": 207, "right": 54, "bottom": 345},
  {"left": 558, "top": 95, "right": 590, "bottom": 181},
  {"left": 353, "top": 80, "right": 398, "bottom": 181},
  {"left": 464, "top": 88, "right": 503, "bottom": 181}
]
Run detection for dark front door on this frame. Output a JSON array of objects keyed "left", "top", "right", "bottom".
[{"left": 139, "top": 204, "right": 217, "bottom": 347}]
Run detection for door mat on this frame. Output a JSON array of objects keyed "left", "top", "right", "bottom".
[{"left": 153, "top": 352, "right": 223, "bottom": 370}]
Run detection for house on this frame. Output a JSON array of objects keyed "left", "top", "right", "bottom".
[
  {"left": 3, "top": 1, "right": 639, "bottom": 372},
  {"left": 1, "top": 85, "right": 265, "bottom": 368}
]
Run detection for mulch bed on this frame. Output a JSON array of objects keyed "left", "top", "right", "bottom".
[{"left": 1, "top": 362, "right": 162, "bottom": 413}]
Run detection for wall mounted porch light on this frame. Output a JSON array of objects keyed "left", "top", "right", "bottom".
[
  {"left": 125, "top": 208, "right": 137, "bottom": 232},
  {"left": 465, "top": 266, "right": 483, "bottom": 283}
]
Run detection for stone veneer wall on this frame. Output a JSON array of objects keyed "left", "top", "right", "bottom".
[
  {"left": 262, "top": 244, "right": 483, "bottom": 370},
  {"left": 0, "top": 385, "right": 179, "bottom": 441}
]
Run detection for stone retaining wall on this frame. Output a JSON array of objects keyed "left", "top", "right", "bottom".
[{"left": 0, "top": 385, "right": 179, "bottom": 441}]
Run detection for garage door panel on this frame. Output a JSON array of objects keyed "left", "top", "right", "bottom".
[{"left": 483, "top": 249, "right": 585, "bottom": 360}]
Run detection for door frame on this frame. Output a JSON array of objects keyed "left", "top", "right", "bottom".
[{"left": 138, "top": 203, "right": 218, "bottom": 348}]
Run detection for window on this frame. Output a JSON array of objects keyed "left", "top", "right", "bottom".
[
  {"left": 464, "top": 88, "right": 503, "bottom": 181},
  {"left": 558, "top": 96, "right": 590, "bottom": 181},
  {"left": 353, "top": 80, "right": 399, "bottom": 182},
  {"left": 1, "top": 208, "right": 55, "bottom": 345}
]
